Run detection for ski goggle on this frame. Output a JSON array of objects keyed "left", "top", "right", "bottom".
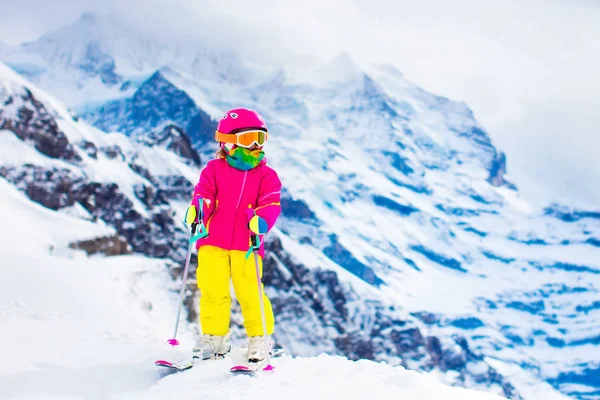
[{"left": 215, "top": 130, "right": 268, "bottom": 148}]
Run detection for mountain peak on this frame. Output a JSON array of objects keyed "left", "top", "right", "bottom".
[
  {"left": 23, "top": 12, "right": 131, "bottom": 49},
  {"left": 79, "top": 11, "right": 100, "bottom": 24},
  {"left": 78, "top": 11, "right": 99, "bottom": 24},
  {"left": 73, "top": 11, "right": 129, "bottom": 32},
  {"left": 313, "top": 51, "right": 364, "bottom": 84},
  {"left": 14, "top": 12, "right": 249, "bottom": 95}
]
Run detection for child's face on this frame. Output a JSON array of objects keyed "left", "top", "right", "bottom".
[
  {"left": 246, "top": 144, "right": 262, "bottom": 151},
  {"left": 227, "top": 144, "right": 263, "bottom": 152}
]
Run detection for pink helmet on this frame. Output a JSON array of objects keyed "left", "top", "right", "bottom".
[{"left": 216, "top": 108, "right": 268, "bottom": 135}]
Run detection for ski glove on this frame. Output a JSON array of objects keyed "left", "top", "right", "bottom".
[
  {"left": 185, "top": 205, "right": 198, "bottom": 225},
  {"left": 186, "top": 197, "right": 206, "bottom": 225},
  {"left": 249, "top": 215, "right": 268, "bottom": 235}
]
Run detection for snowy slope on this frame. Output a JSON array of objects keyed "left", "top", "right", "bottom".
[
  {"left": 0, "top": 178, "right": 183, "bottom": 373},
  {"left": 135, "top": 354, "right": 509, "bottom": 400},
  {"left": 0, "top": 183, "right": 505, "bottom": 400},
  {"left": 0, "top": 183, "right": 507, "bottom": 400},
  {"left": 0, "top": 111, "right": 504, "bottom": 400},
  {"left": 2, "top": 13, "right": 600, "bottom": 400}
]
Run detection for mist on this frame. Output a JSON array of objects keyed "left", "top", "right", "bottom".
[{"left": 1, "top": 0, "right": 599, "bottom": 208}]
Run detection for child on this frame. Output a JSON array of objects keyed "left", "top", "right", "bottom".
[{"left": 185, "top": 108, "right": 282, "bottom": 364}]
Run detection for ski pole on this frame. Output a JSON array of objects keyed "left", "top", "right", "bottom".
[
  {"left": 251, "top": 234, "right": 273, "bottom": 369},
  {"left": 168, "top": 223, "right": 197, "bottom": 346}
]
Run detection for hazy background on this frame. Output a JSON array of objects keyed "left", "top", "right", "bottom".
[{"left": 1, "top": 0, "right": 598, "bottom": 208}]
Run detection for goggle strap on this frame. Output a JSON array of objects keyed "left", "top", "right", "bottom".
[{"left": 215, "top": 131, "right": 237, "bottom": 144}]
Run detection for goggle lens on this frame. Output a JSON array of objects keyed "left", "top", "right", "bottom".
[
  {"left": 235, "top": 130, "right": 267, "bottom": 148},
  {"left": 215, "top": 130, "right": 268, "bottom": 148}
]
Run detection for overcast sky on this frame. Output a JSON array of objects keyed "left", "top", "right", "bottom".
[{"left": 1, "top": 0, "right": 599, "bottom": 208}]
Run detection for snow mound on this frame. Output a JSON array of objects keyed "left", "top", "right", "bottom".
[
  {"left": 144, "top": 353, "right": 506, "bottom": 400},
  {"left": 0, "top": 175, "right": 504, "bottom": 400}
]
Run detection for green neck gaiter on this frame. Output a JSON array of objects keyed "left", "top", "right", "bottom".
[{"left": 225, "top": 147, "right": 265, "bottom": 171}]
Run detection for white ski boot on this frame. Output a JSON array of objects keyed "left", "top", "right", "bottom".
[
  {"left": 192, "top": 333, "right": 231, "bottom": 363},
  {"left": 248, "top": 336, "right": 273, "bottom": 364}
]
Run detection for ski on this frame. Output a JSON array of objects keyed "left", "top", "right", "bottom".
[
  {"left": 155, "top": 359, "right": 194, "bottom": 371},
  {"left": 155, "top": 350, "right": 230, "bottom": 371},
  {"left": 229, "top": 348, "right": 285, "bottom": 376},
  {"left": 229, "top": 360, "right": 267, "bottom": 376},
  {"left": 156, "top": 349, "right": 285, "bottom": 373}
]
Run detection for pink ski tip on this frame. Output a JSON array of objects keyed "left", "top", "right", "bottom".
[
  {"left": 155, "top": 360, "right": 173, "bottom": 367},
  {"left": 167, "top": 338, "right": 180, "bottom": 346},
  {"left": 263, "top": 364, "right": 275, "bottom": 371},
  {"left": 230, "top": 365, "right": 251, "bottom": 371}
]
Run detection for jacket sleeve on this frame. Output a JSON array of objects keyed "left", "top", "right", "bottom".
[
  {"left": 192, "top": 162, "right": 217, "bottom": 224},
  {"left": 254, "top": 168, "right": 282, "bottom": 232}
]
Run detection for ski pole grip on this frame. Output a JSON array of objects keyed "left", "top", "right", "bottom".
[
  {"left": 250, "top": 234, "right": 260, "bottom": 250},
  {"left": 191, "top": 222, "right": 198, "bottom": 235}
]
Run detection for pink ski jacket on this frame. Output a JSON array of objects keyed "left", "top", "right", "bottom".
[{"left": 191, "top": 158, "right": 282, "bottom": 257}]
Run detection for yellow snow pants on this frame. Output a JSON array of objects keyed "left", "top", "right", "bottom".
[{"left": 196, "top": 245, "right": 274, "bottom": 337}]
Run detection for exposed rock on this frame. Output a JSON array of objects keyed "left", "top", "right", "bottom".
[
  {"left": 69, "top": 233, "right": 131, "bottom": 256},
  {"left": 255, "top": 234, "right": 521, "bottom": 399},
  {"left": 0, "top": 164, "right": 85, "bottom": 210},
  {"left": 155, "top": 175, "right": 194, "bottom": 201},
  {"left": 1, "top": 164, "right": 186, "bottom": 261},
  {"left": 0, "top": 89, "right": 81, "bottom": 162},
  {"left": 487, "top": 151, "right": 516, "bottom": 189},
  {"left": 99, "top": 144, "right": 125, "bottom": 160},
  {"left": 128, "top": 162, "right": 155, "bottom": 183},
  {"left": 544, "top": 204, "right": 600, "bottom": 223},
  {"left": 133, "top": 183, "right": 169, "bottom": 208},
  {"left": 280, "top": 189, "right": 318, "bottom": 222},
  {"left": 323, "top": 234, "right": 384, "bottom": 286},
  {"left": 79, "top": 140, "right": 97, "bottom": 159},
  {"left": 85, "top": 71, "right": 215, "bottom": 145},
  {"left": 77, "top": 42, "right": 121, "bottom": 86},
  {"left": 145, "top": 123, "right": 201, "bottom": 166}
]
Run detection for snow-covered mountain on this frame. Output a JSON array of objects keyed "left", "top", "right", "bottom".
[
  {"left": 0, "top": 59, "right": 520, "bottom": 398},
  {"left": 83, "top": 68, "right": 216, "bottom": 145},
  {"left": 0, "top": 151, "right": 508, "bottom": 400},
  {"left": 2, "top": 12, "right": 600, "bottom": 400},
  {"left": 0, "top": 61, "right": 201, "bottom": 260},
  {"left": 1, "top": 12, "right": 251, "bottom": 107}
]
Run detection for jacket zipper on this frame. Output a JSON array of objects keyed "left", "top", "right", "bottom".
[{"left": 236, "top": 171, "right": 248, "bottom": 209}]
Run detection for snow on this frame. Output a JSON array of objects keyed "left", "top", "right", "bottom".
[
  {"left": 310, "top": 52, "right": 365, "bottom": 85},
  {"left": 0, "top": 176, "right": 504, "bottom": 400},
  {"left": 0, "top": 130, "right": 73, "bottom": 170},
  {"left": 0, "top": 177, "right": 114, "bottom": 255},
  {"left": 126, "top": 354, "right": 506, "bottom": 400},
  {"left": 2, "top": 14, "right": 600, "bottom": 398},
  {"left": 0, "top": 61, "right": 74, "bottom": 122},
  {"left": 0, "top": 171, "right": 190, "bottom": 396}
]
